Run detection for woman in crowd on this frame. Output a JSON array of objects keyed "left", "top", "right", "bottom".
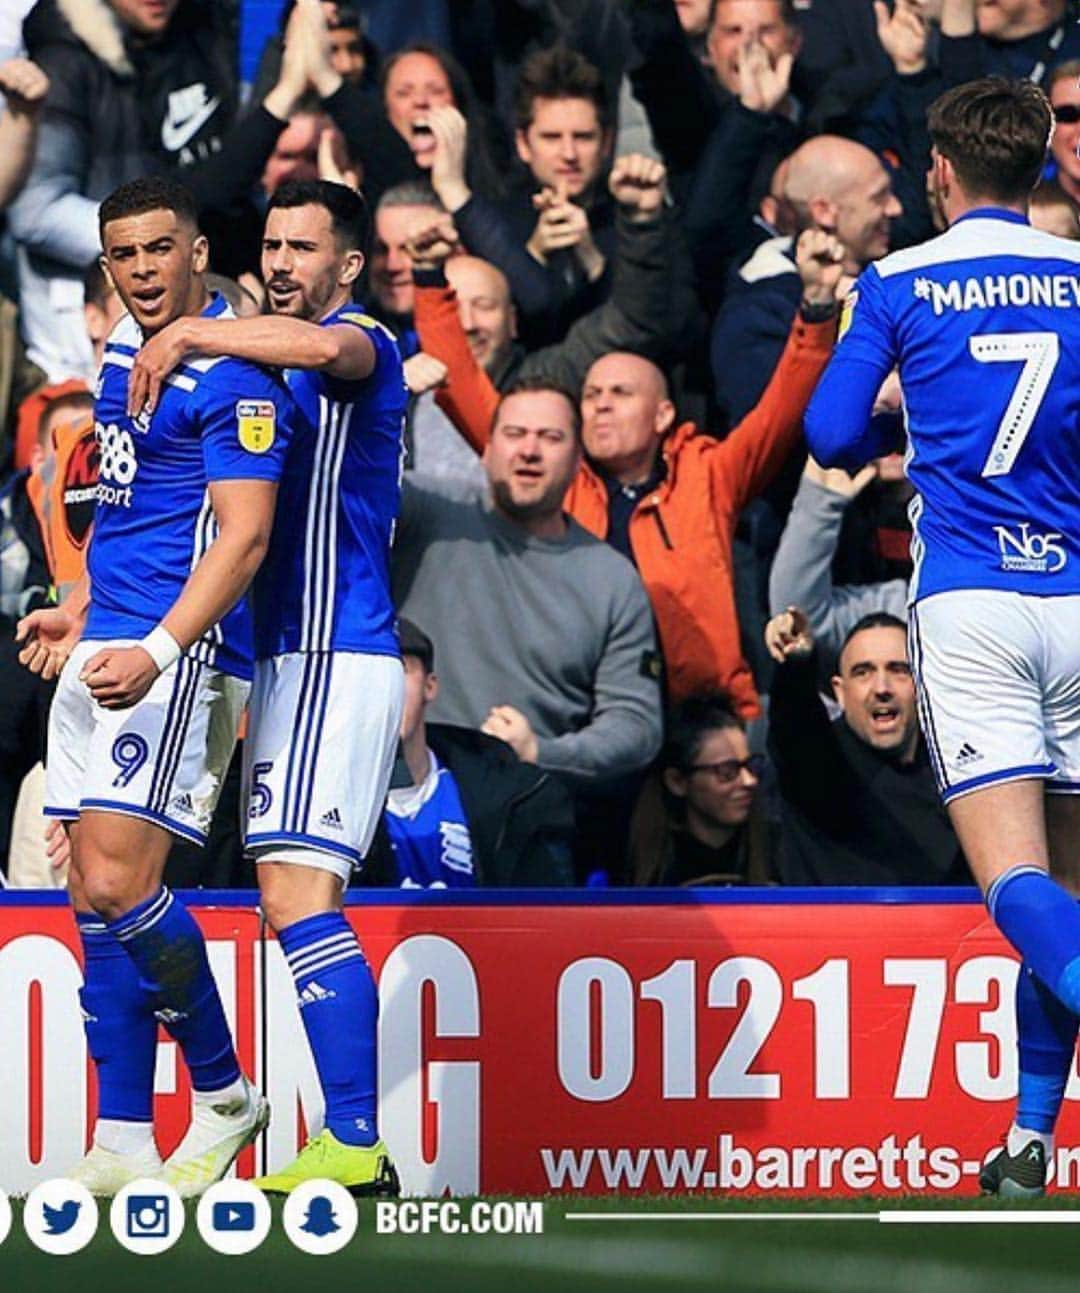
[{"left": 629, "top": 694, "right": 776, "bottom": 886}]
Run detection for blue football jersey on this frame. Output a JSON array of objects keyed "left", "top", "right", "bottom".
[
  {"left": 383, "top": 757, "right": 476, "bottom": 888},
  {"left": 805, "top": 209, "right": 1080, "bottom": 602},
  {"left": 254, "top": 305, "right": 407, "bottom": 658},
  {"left": 87, "top": 294, "right": 297, "bottom": 678}
]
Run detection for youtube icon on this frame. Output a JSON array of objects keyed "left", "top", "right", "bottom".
[{"left": 197, "top": 1183, "right": 270, "bottom": 1255}]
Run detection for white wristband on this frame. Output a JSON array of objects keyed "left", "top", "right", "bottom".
[{"left": 140, "top": 625, "right": 182, "bottom": 673}]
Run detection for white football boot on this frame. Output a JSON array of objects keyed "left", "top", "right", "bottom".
[
  {"left": 161, "top": 1077, "right": 270, "bottom": 1198},
  {"left": 66, "top": 1140, "right": 164, "bottom": 1195}
]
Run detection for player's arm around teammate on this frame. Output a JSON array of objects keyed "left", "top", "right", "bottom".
[
  {"left": 128, "top": 311, "right": 377, "bottom": 411},
  {"left": 127, "top": 198, "right": 377, "bottom": 409},
  {"left": 126, "top": 181, "right": 406, "bottom": 1197}
]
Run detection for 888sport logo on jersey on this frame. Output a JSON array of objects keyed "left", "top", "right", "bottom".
[{"left": 95, "top": 422, "right": 139, "bottom": 508}]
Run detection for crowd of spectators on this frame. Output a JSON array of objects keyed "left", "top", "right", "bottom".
[{"left": 3, "top": 0, "right": 1077, "bottom": 891}]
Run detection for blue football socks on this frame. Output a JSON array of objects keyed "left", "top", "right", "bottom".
[
  {"left": 1015, "top": 959, "right": 1077, "bottom": 1134},
  {"left": 76, "top": 912, "right": 157, "bottom": 1125},
  {"left": 106, "top": 887, "right": 241, "bottom": 1094},
  {"left": 987, "top": 866, "right": 1080, "bottom": 1014},
  {"left": 278, "top": 911, "right": 379, "bottom": 1147}
]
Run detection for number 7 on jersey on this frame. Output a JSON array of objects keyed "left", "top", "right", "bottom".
[{"left": 971, "top": 331, "right": 1059, "bottom": 479}]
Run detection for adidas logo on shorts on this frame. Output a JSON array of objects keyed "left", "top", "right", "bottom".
[
  {"left": 954, "top": 742, "right": 984, "bottom": 768},
  {"left": 319, "top": 807, "right": 344, "bottom": 830},
  {"left": 170, "top": 792, "right": 195, "bottom": 817},
  {"left": 298, "top": 981, "right": 336, "bottom": 1008}
]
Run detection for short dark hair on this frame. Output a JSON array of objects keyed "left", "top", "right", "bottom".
[
  {"left": 494, "top": 374, "right": 582, "bottom": 440},
  {"left": 398, "top": 617, "right": 435, "bottom": 672},
  {"left": 83, "top": 260, "right": 114, "bottom": 309},
  {"left": 375, "top": 181, "right": 443, "bottom": 214},
  {"left": 327, "top": 3, "right": 379, "bottom": 78},
  {"left": 513, "top": 45, "right": 610, "bottom": 134},
  {"left": 328, "top": 3, "right": 361, "bottom": 32},
  {"left": 268, "top": 179, "right": 371, "bottom": 255},
  {"left": 98, "top": 176, "right": 199, "bottom": 243},
  {"left": 928, "top": 77, "right": 1052, "bottom": 204},
  {"left": 837, "top": 611, "right": 908, "bottom": 671},
  {"left": 714, "top": 0, "right": 797, "bottom": 24}
]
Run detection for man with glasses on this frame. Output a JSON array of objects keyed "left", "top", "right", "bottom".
[
  {"left": 763, "top": 608, "right": 968, "bottom": 887},
  {"left": 1047, "top": 62, "right": 1080, "bottom": 210}
]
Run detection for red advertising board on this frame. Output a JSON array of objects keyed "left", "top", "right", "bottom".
[{"left": 3, "top": 892, "right": 1078, "bottom": 1198}]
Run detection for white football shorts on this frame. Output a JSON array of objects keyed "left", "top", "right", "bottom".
[
  {"left": 909, "top": 590, "right": 1080, "bottom": 804},
  {"left": 44, "top": 638, "right": 248, "bottom": 843},
  {"left": 243, "top": 651, "right": 404, "bottom": 882}
]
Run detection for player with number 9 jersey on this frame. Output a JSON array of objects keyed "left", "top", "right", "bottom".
[
  {"left": 124, "top": 180, "right": 407, "bottom": 1199},
  {"left": 23, "top": 177, "right": 299, "bottom": 1200},
  {"left": 47, "top": 275, "right": 297, "bottom": 843}
]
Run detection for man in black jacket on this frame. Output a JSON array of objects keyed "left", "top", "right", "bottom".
[
  {"left": 764, "top": 607, "right": 969, "bottom": 887},
  {"left": 426, "top": 45, "right": 617, "bottom": 348},
  {"left": 364, "top": 620, "right": 576, "bottom": 887}
]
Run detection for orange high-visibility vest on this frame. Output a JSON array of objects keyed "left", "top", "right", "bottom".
[{"left": 26, "top": 410, "right": 98, "bottom": 598}]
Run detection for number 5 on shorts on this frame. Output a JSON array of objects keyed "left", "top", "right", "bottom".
[{"left": 249, "top": 761, "right": 274, "bottom": 818}]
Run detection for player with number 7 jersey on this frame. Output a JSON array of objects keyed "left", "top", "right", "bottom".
[{"left": 805, "top": 78, "right": 1080, "bottom": 1199}]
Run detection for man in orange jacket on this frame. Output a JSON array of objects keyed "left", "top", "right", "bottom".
[{"left": 409, "top": 221, "right": 841, "bottom": 716}]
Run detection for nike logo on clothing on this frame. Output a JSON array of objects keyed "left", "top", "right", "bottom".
[{"left": 161, "top": 85, "right": 221, "bottom": 151}]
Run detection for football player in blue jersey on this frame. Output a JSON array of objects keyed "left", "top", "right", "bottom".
[
  {"left": 804, "top": 78, "right": 1080, "bottom": 1197},
  {"left": 130, "top": 179, "right": 407, "bottom": 1196},
  {"left": 17, "top": 177, "right": 299, "bottom": 1195}
]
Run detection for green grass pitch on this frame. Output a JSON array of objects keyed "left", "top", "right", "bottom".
[{"left": 5, "top": 1195, "right": 1080, "bottom": 1293}]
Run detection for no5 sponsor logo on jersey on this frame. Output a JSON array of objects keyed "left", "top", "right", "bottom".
[{"left": 993, "top": 522, "right": 1067, "bottom": 574}]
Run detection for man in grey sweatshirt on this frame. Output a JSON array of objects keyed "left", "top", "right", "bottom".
[{"left": 392, "top": 375, "right": 663, "bottom": 785}]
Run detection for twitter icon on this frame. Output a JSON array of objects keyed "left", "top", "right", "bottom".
[
  {"left": 43, "top": 1199, "right": 81, "bottom": 1235},
  {"left": 25, "top": 1180, "right": 98, "bottom": 1255}
]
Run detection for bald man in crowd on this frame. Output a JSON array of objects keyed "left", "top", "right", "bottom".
[
  {"left": 443, "top": 256, "right": 519, "bottom": 384},
  {"left": 712, "top": 134, "right": 902, "bottom": 427},
  {"left": 406, "top": 217, "right": 846, "bottom": 713},
  {"left": 707, "top": 135, "right": 903, "bottom": 690},
  {"left": 405, "top": 154, "right": 702, "bottom": 449}
]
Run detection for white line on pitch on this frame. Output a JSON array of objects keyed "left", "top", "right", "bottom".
[
  {"left": 880, "top": 1211, "right": 1080, "bottom": 1224},
  {"left": 566, "top": 1210, "right": 1080, "bottom": 1225},
  {"left": 565, "top": 1212, "right": 877, "bottom": 1222}
]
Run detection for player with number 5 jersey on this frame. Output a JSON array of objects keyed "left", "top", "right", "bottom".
[
  {"left": 805, "top": 79, "right": 1080, "bottom": 1199},
  {"left": 130, "top": 179, "right": 407, "bottom": 1199}
]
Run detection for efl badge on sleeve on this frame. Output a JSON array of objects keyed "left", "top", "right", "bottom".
[
  {"left": 236, "top": 400, "right": 276, "bottom": 453},
  {"left": 838, "top": 290, "right": 858, "bottom": 341},
  {"left": 339, "top": 309, "right": 396, "bottom": 341}
]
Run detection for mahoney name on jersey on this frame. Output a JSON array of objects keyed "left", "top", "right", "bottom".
[{"left": 914, "top": 271, "right": 1080, "bottom": 316}]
